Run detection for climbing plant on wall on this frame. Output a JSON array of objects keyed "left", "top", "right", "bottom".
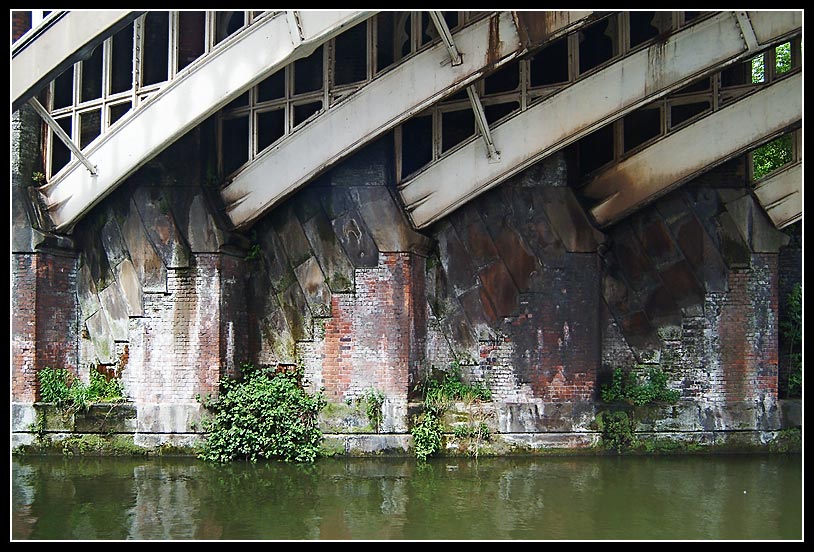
[{"left": 197, "top": 363, "right": 326, "bottom": 463}]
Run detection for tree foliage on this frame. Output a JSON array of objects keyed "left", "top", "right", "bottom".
[
  {"left": 781, "top": 284, "right": 802, "bottom": 397},
  {"left": 751, "top": 42, "right": 794, "bottom": 180}
]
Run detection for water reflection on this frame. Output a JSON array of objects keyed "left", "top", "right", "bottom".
[{"left": 11, "top": 454, "right": 802, "bottom": 540}]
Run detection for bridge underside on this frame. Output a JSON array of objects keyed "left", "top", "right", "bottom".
[{"left": 11, "top": 10, "right": 802, "bottom": 452}]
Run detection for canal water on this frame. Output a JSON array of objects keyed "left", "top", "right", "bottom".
[{"left": 11, "top": 453, "right": 802, "bottom": 541}]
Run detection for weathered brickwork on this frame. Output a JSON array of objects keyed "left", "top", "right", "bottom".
[
  {"left": 123, "top": 254, "right": 243, "bottom": 404},
  {"left": 12, "top": 255, "right": 38, "bottom": 402},
  {"left": 301, "top": 253, "right": 424, "bottom": 431},
  {"left": 423, "top": 154, "right": 602, "bottom": 409},
  {"left": 11, "top": 251, "right": 79, "bottom": 402},
  {"left": 718, "top": 254, "right": 778, "bottom": 403},
  {"left": 11, "top": 87, "right": 795, "bottom": 449}
]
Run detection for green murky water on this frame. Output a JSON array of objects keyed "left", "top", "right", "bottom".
[{"left": 11, "top": 454, "right": 802, "bottom": 541}]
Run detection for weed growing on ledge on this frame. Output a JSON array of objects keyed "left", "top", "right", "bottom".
[
  {"left": 359, "top": 388, "right": 386, "bottom": 433},
  {"left": 411, "top": 412, "right": 443, "bottom": 461},
  {"left": 597, "top": 410, "right": 637, "bottom": 452},
  {"left": 410, "top": 366, "right": 493, "bottom": 461},
  {"left": 197, "top": 363, "right": 326, "bottom": 464},
  {"left": 600, "top": 366, "right": 680, "bottom": 406},
  {"left": 37, "top": 366, "right": 125, "bottom": 413}
]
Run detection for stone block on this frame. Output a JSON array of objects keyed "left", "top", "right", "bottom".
[
  {"left": 73, "top": 402, "right": 138, "bottom": 433},
  {"left": 132, "top": 187, "right": 190, "bottom": 268},
  {"left": 121, "top": 200, "right": 167, "bottom": 293},
  {"left": 115, "top": 259, "right": 144, "bottom": 317},
  {"left": 98, "top": 282, "right": 130, "bottom": 342},
  {"left": 351, "top": 186, "right": 431, "bottom": 254},
  {"left": 658, "top": 260, "right": 705, "bottom": 309},
  {"left": 436, "top": 224, "right": 479, "bottom": 296},
  {"left": 101, "top": 215, "right": 128, "bottom": 268},
  {"left": 184, "top": 193, "right": 228, "bottom": 253},
  {"left": 332, "top": 209, "right": 379, "bottom": 268},
  {"left": 671, "top": 212, "right": 728, "bottom": 292},
  {"left": 491, "top": 223, "right": 538, "bottom": 293},
  {"left": 715, "top": 211, "right": 751, "bottom": 268},
  {"left": 450, "top": 212, "right": 499, "bottom": 270},
  {"left": 77, "top": 263, "right": 101, "bottom": 320},
  {"left": 477, "top": 260, "right": 519, "bottom": 320},
  {"left": 271, "top": 204, "right": 313, "bottom": 268},
  {"left": 541, "top": 188, "right": 603, "bottom": 252},
  {"left": 293, "top": 256, "right": 332, "bottom": 317},
  {"left": 278, "top": 281, "right": 313, "bottom": 341},
  {"left": 85, "top": 309, "right": 115, "bottom": 364},
  {"left": 302, "top": 211, "right": 355, "bottom": 293},
  {"left": 632, "top": 211, "right": 681, "bottom": 268}
]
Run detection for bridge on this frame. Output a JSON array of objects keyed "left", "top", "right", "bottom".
[{"left": 11, "top": 10, "right": 802, "bottom": 453}]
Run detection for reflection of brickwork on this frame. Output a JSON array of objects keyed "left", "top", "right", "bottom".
[{"left": 11, "top": 252, "right": 79, "bottom": 402}]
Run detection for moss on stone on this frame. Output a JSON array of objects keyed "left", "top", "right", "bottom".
[
  {"left": 768, "top": 428, "right": 802, "bottom": 453},
  {"left": 319, "top": 437, "right": 347, "bottom": 458},
  {"left": 60, "top": 434, "right": 147, "bottom": 457}
]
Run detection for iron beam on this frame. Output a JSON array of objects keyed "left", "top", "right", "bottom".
[
  {"left": 399, "top": 11, "right": 801, "bottom": 229},
  {"left": 753, "top": 161, "right": 802, "bottom": 229},
  {"left": 41, "top": 10, "right": 374, "bottom": 231},
  {"left": 587, "top": 74, "right": 801, "bottom": 226},
  {"left": 222, "top": 11, "right": 594, "bottom": 229},
  {"left": 12, "top": 10, "right": 141, "bottom": 112}
]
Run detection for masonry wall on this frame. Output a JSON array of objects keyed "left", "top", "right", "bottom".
[
  {"left": 11, "top": 121, "right": 250, "bottom": 448},
  {"left": 247, "top": 137, "right": 431, "bottom": 432},
  {"left": 11, "top": 107, "right": 795, "bottom": 452},
  {"left": 598, "top": 158, "right": 787, "bottom": 431}
]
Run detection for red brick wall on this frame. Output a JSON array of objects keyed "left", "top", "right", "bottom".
[
  {"left": 124, "top": 253, "right": 245, "bottom": 403},
  {"left": 504, "top": 255, "right": 600, "bottom": 402},
  {"left": 318, "top": 253, "right": 421, "bottom": 402},
  {"left": 12, "top": 255, "right": 37, "bottom": 402},
  {"left": 11, "top": 251, "right": 79, "bottom": 402},
  {"left": 719, "top": 254, "right": 779, "bottom": 403}
]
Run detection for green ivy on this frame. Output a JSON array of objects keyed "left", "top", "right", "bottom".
[
  {"left": 781, "top": 283, "right": 802, "bottom": 397},
  {"left": 410, "top": 412, "right": 443, "bottom": 462},
  {"left": 197, "top": 363, "right": 326, "bottom": 464},
  {"left": 598, "top": 410, "right": 637, "bottom": 452},
  {"left": 359, "top": 388, "right": 385, "bottom": 433},
  {"left": 600, "top": 366, "right": 680, "bottom": 406},
  {"left": 410, "top": 365, "right": 493, "bottom": 461}
]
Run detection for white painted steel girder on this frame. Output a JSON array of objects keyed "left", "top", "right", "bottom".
[
  {"left": 587, "top": 73, "right": 802, "bottom": 226},
  {"left": 399, "top": 11, "right": 802, "bottom": 229},
  {"left": 12, "top": 11, "right": 139, "bottom": 111},
  {"left": 41, "top": 10, "right": 374, "bottom": 232},
  {"left": 222, "top": 11, "right": 594, "bottom": 229},
  {"left": 751, "top": 162, "right": 801, "bottom": 229}
]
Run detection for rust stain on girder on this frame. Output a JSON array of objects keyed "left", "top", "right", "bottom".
[
  {"left": 487, "top": 13, "right": 502, "bottom": 66},
  {"left": 515, "top": 11, "right": 572, "bottom": 49},
  {"left": 513, "top": 11, "right": 597, "bottom": 49}
]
